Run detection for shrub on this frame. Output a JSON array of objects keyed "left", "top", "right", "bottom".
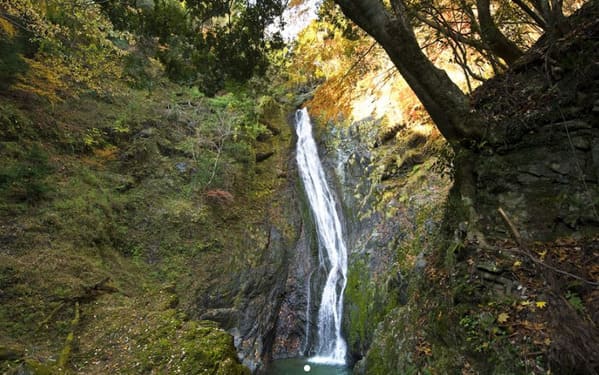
[{"left": 0, "top": 144, "right": 54, "bottom": 203}]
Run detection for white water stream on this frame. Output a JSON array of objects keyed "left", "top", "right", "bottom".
[{"left": 295, "top": 108, "right": 348, "bottom": 365}]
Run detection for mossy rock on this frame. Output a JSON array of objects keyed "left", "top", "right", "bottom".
[{"left": 136, "top": 310, "right": 249, "bottom": 374}]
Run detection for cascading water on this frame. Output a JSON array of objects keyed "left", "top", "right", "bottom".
[{"left": 295, "top": 108, "right": 348, "bottom": 365}]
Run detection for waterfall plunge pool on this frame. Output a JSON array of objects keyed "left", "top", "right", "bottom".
[{"left": 264, "top": 358, "right": 352, "bottom": 375}]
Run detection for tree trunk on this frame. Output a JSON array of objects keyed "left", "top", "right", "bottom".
[
  {"left": 527, "top": 0, "right": 568, "bottom": 36},
  {"left": 477, "top": 0, "right": 524, "bottom": 65},
  {"left": 334, "top": 0, "right": 483, "bottom": 144}
]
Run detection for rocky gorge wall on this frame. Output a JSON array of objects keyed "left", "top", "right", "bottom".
[
  {"left": 306, "top": 3, "right": 599, "bottom": 374},
  {"left": 185, "top": 101, "right": 309, "bottom": 373},
  {"left": 312, "top": 114, "right": 450, "bottom": 368}
]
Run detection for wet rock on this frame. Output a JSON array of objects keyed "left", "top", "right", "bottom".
[
  {"left": 175, "top": 162, "right": 188, "bottom": 173},
  {"left": 233, "top": 225, "right": 299, "bottom": 372},
  {"left": 200, "top": 308, "right": 239, "bottom": 327},
  {"left": 270, "top": 229, "right": 312, "bottom": 359},
  {"left": 571, "top": 136, "right": 591, "bottom": 150},
  {"left": 256, "top": 130, "right": 273, "bottom": 142},
  {"left": 353, "top": 358, "right": 366, "bottom": 374}
]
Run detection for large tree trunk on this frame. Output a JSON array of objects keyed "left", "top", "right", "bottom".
[{"left": 333, "top": 0, "right": 483, "bottom": 144}]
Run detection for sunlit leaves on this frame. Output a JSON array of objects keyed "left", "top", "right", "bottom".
[
  {"left": 1, "top": 0, "right": 126, "bottom": 99},
  {"left": 286, "top": 8, "right": 375, "bottom": 120}
]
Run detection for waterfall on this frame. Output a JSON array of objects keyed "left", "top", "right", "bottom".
[{"left": 295, "top": 108, "right": 348, "bottom": 365}]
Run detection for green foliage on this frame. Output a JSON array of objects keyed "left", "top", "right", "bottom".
[
  {"left": 83, "top": 127, "right": 106, "bottom": 149},
  {"left": 1, "top": 0, "right": 126, "bottom": 99},
  {"left": 0, "top": 102, "right": 35, "bottom": 141},
  {"left": 99, "top": 0, "right": 285, "bottom": 95},
  {"left": 456, "top": 307, "right": 525, "bottom": 373},
  {"left": 174, "top": 90, "right": 267, "bottom": 190},
  {"left": 122, "top": 53, "right": 157, "bottom": 90},
  {"left": 565, "top": 291, "right": 585, "bottom": 313},
  {"left": 0, "top": 144, "right": 53, "bottom": 204},
  {"left": 48, "top": 169, "right": 128, "bottom": 249},
  {"left": 2, "top": 0, "right": 286, "bottom": 99},
  {"left": 317, "top": 0, "right": 362, "bottom": 40}
]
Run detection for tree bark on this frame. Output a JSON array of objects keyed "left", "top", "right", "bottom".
[
  {"left": 524, "top": 0, "right": 567, "bottom": 36},
  {"left": 334, "top": 0, "right": 483, "bottom": 144},
  {"left": 477, "top": 0, "right": 524, "bottom": 65}
]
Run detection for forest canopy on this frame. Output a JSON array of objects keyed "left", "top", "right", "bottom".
[{"left": 0, "top": 0, "right": 286, "bottom": 97}]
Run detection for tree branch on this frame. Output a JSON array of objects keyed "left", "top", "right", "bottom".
[
  {"left": 334, "top": 0, "right": 483, "bottom": 143},
  {"left": 477, "top": 0, "right": 524, "bottom": 65},
  {"left": 413, "top": 12, "right": 485, "bottom": 51},
  {"left": 510, "top": 0, "right": 548, "bottom": 29}
]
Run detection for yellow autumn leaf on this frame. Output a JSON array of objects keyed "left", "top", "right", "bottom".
[
  {"left": 513, "top": 260, "right": 522, "bottom": 267},
  {"left": 536, "top": 301, "right": 547, "bottom": 309},
  {"left": 497, "top": 312, "right": 510, "bottom": 323}
]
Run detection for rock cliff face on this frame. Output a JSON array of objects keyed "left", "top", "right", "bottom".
[
  {"left": 462, "top": 7, "right": 599, "bottom": 240},
  {"left": 270, "top": 222, "right": 317, "bottom": 359},
  {"left": 185, "top": 102, "right": 310, "bottom": 373},
  {"left": 232, "top": 225, "right": 299, "bottom": 372},
  {"left": 316, "top": 116, "right": 449, "bottom": 366},
  {"left": 192, "top": 107, "right": 343, "bottom": 373}
]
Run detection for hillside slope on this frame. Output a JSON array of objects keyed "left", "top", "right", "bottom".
[{"left": 0, "top": 70, "right": 297, "bottom": 373}]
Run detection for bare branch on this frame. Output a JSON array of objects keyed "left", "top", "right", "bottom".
[{"left": 510, "top": 0, "right": 548, "bottom": 29}]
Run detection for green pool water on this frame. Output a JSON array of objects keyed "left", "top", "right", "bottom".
[{"left": 263, "top": 358, "right": 352, "bottom": 375}]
